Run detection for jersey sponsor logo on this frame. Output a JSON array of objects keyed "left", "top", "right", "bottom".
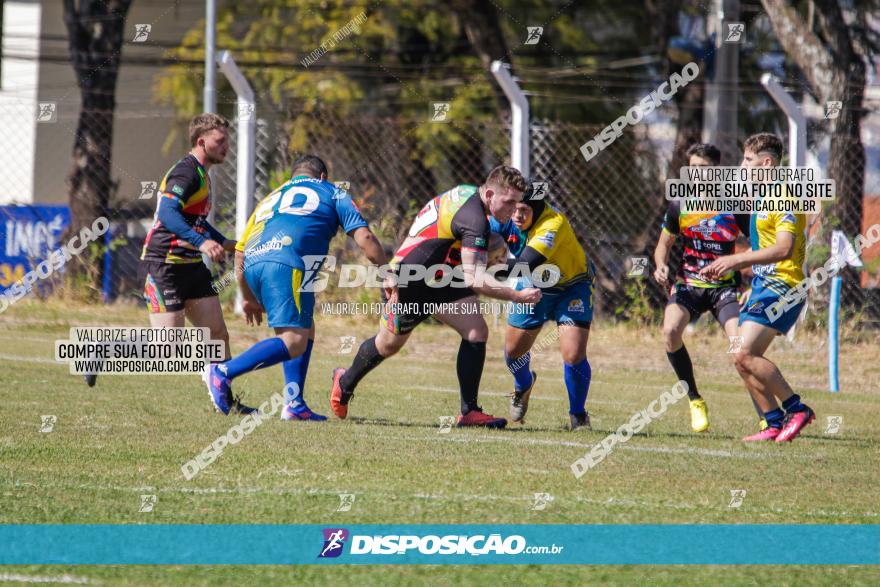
[
  {"left": 536, "top": 231, "right": 556, "bottom": 248},
  {"left": 474, "top": 237, "right": 487, "bottom": 248},
  {"left": 245, "top": 236, "right": 287, "bottom": 257},
  {"left": 752, "top": 263, "right": 775, "bottom": 277},
  {"left": 567, "top": 298, "right": 584, "bottom": 313},
  {"left": 690, "top": 218, "right": 718, "bottom": 237},
  {"left": 171, "top": 185, "right": 185, "bottom": 196}
]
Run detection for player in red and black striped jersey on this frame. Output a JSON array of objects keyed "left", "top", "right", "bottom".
[
  {"left": 137, "top": 113, "right": 254, "bottom": 413},
  {"left": 653, "top": 143, "right": 755, "bottom": 432},
  {"left": 329, "top": 166, "right": 542, "bottom": 428}
]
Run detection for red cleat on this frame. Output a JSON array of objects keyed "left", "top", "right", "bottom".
[
  {"left": 776, "top": 407, "right": 815, "bottom": 443},
  {"left": 329, "top": 368, "right": 349, "bottom": 419},
  {"left": 457, "top": 408, "right": 507, "bottom": 429},
  {"left": 742, "top": 427, "right": 780, "bottom": 442}
]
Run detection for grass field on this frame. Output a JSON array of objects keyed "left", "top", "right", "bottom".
[{"left": 1, "top": 299, "right": 878, "bottom": 585}]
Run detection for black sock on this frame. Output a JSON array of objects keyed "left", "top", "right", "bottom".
[
  {"left": 666, "top": 345, "right": 700, "bottom": 400},
  {"left": 457, "top": 340, "right": 486, "bottom": 414},
  {"left": 339, "top": 336, "right": 385, "bottom": 401}
]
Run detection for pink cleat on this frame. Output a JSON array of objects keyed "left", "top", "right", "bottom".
[
  {"left": 776, "top": 407, "right": 815, "bottom": 443},
  {"left": 743, "top": 426, "right": 780, "bottom": 442}
]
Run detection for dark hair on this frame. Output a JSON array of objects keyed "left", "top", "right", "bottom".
[
  {"left": 685, "top": 143, "right": 721, "bottom": 165},
  {"left": 291, "top": 154, "right": 328, "bottom": 178},
  {"left": 743, "top": 133, "right": 783, "bottom": 162}
]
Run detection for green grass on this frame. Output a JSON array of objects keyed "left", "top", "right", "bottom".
[{"left": 1, "top": 300, "right": 878, "bottom": 585}]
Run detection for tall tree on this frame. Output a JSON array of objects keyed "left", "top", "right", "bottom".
[
  {"left": 760, "top": 0, "right": 868, "bottom": 290},
  {"left": 63, "top": 0, "right": 133, "bottom": 293}
]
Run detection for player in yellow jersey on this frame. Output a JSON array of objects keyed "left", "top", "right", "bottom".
[
  {"left": 490, "top": 185, "right": 596, "bottom": 430},
  {"left": 700, "top": 133, "right": 815, "bottom": 442}
]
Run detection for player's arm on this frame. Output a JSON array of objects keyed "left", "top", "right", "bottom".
[
  {"left": 158, "top": 168, "right": 225, "bottom": 262},
  {"left": 653, "top": 203, "right": 679, "bottom": 287},
  {"left": 349, "top": 226, "right": 387, "bottom": 266},
  {"left": 461, "top": 247, "right": 541, "bottom": 303},
  {"left": 234, "top": 211, "right": 263, "bottom": 326},
  {"left": 700, "top": 231, "right": 795, "bottom": 279},
  {"left": 349, "top": 226, "right": 396, "bottom": 304},
  {"left": 203, "top": 221, "right": 236, "bottom": 252},
  {"left": 495, "top": 245, "right": 546, "bottom": 279}
]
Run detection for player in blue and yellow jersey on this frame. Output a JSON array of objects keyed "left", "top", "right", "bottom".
[
  {"left": 329, "top": 166, "right": 542, "bottom": 429},
  {"left": 653, "top": 143, "right": 754, "bottom": 433},
  {"left": 700, "top": 133, "right": 815, "bottom": 442},
  {"left": 490, "top": 186, "right": 596, "bottom": 430},
  {"left": 137, "top": 114, "right": 254, "bottom": 410},
  {"left": 203, "top": 155, "right": 388, "bottom": 419}
]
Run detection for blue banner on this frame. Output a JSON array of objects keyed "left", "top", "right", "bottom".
[
  {"left": 1, "top": 525, "right": 877, "bottom": 565},
  {"left": 0, "top": 205, "right": 70, "bottom": 293}
]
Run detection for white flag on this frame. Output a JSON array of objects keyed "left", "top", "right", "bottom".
[{"left": 831, "top": 230, "right": 863, "bottom": 268}]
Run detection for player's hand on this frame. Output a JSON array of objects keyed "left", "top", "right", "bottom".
[
  {"left": 382, "top": 273, "right": 399, "bottom": 304},
  {"left": 242, "top": 299, "right": 263, "bottom": 326},
  {"left": 222, "top": 239, "right": 237, "bottom": 252},
  {"left": 653, "top": 264, "right": 670, "bottom": 288},
  {"left": 199, "top": 239, "right": 225, "bottom": 262},
  {"left": 700, "top": 255, "right": 740, "bottom": 280},
  {"left": 515, "top": 287, "right": 542, "bottom": 304}
]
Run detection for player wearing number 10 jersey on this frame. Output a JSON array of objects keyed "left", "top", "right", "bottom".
[{"left": 203, "top": 155, "right": 387, "bottom": 420}]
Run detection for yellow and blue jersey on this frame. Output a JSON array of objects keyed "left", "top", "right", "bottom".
[
  {"left": 236, "top": 176, "right": 368, "bottom": 268},
  {"left": 490, "top": 205, "right": 592, "bottom": 288},
  {"left": 749, "top": 209, "right": 806, "bottom": 293}
]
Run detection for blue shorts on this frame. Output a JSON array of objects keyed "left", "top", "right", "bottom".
[
  {"left": 739, "top": 284, "right": 804, "bottom": 335},
  {"left": 507, "top": 279, "right": 594, "bottom": 330},
  {"left": 244, "top": 261, "right": 314, "bottom": 329}
]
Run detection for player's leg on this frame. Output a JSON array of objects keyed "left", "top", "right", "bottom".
[
  {"left": 554, "top": 280, "right": 594, "bottom": 430},
  {"left": 329, "top": 301, "right": 415, "bottom": 419},
  {"left": 185, "top": 296, "right": 231, "bottom": 360},
  {"left": 204, "top": 262, "right": 309, "bottom": 415},
  {"left": 503, "top": 278, "right": 548, "bottom": 422},
  {"left": 662, "top": 294, "right": 709, "bottom": 432},
  {"left": 735, "top": 319, "right": 815, "bottom": 442},
  {"left": 434, "top": 295, "right": 506, "bottom": 428},
  {"left": 721, "top": 315, "right": 766, "bottom": 429},
  {"left": 504, "top": 325, "right": 541, "bottom": 423},
  {"left": 280, "top": 322, "right": 326, "bottom": 421}
]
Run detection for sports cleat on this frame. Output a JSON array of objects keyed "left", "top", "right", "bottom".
[
  {"left": 742, "top": 426, "right": 780, "bottom": 442},
  {"left": 776, "top": 407, "right": 815, "bottom": 443},
  {"left": 689, "top": 398, "right": 710, "bottom": 432},
  {"left": 570, "top": 412, "right": 591, "bottom": 431},
  {"left": 457, "top": 407, "right": 507, "bottom": 429},
  {"left": 203, "top": 363, "right": 233, "bottom": 415},
  {"left": 281, "top": 400, "right": 327, "bottom": 421},
  {"left": 329, "top": 368, "right": 350, "bottom": 419},
  {"left": 508, "top": 371, "right": 537, "bottom": 423},
  {"left": 230, "top": 396, "right": 259, "bottom": 415},
  {"left": 83, "top": 373, "right": 97, "bottom": 387}
]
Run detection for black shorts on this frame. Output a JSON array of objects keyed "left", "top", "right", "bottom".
[
  {"left": 140, "top": 260, "right": 216, "bottom": 313},
  {"left": 668, "top": 284, "right": 739, "bottom": 326},
  {"left": 381, "top": 282, "right": 476, "bottom": 335}
]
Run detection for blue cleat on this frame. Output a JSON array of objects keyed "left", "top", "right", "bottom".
[
  {"left": 281, "top": 400, "right": 327, "bottom": 421},
  {"left": 203, "top": 363, "right": 233, "bottom": 415}
]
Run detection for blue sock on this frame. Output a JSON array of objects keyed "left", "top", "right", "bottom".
[
  {"left": 564, "top": 359, "right": 591, "bottom": 415},
  {"left": 782, "top": 394, "right": 805, "bottom": 413},
  {"left": 505, "top": 352, "right": 533, "bottom": 391},
  {"left": 221, "top": 337, "right": 291, "bottom": 380},
  {"left": 282, "top": 339, "right": 313, "bottom": 404},
  {"left": 764, "top": 408, "right": 785, "bottom": 429}
]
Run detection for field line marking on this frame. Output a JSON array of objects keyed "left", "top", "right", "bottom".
[{"left": 0, "top": 573, "right": 94, "bottom": 584}]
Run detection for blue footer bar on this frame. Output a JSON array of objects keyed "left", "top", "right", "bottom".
[{"left": 1, "top": 525, "right": 877, "bottom": 565}]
